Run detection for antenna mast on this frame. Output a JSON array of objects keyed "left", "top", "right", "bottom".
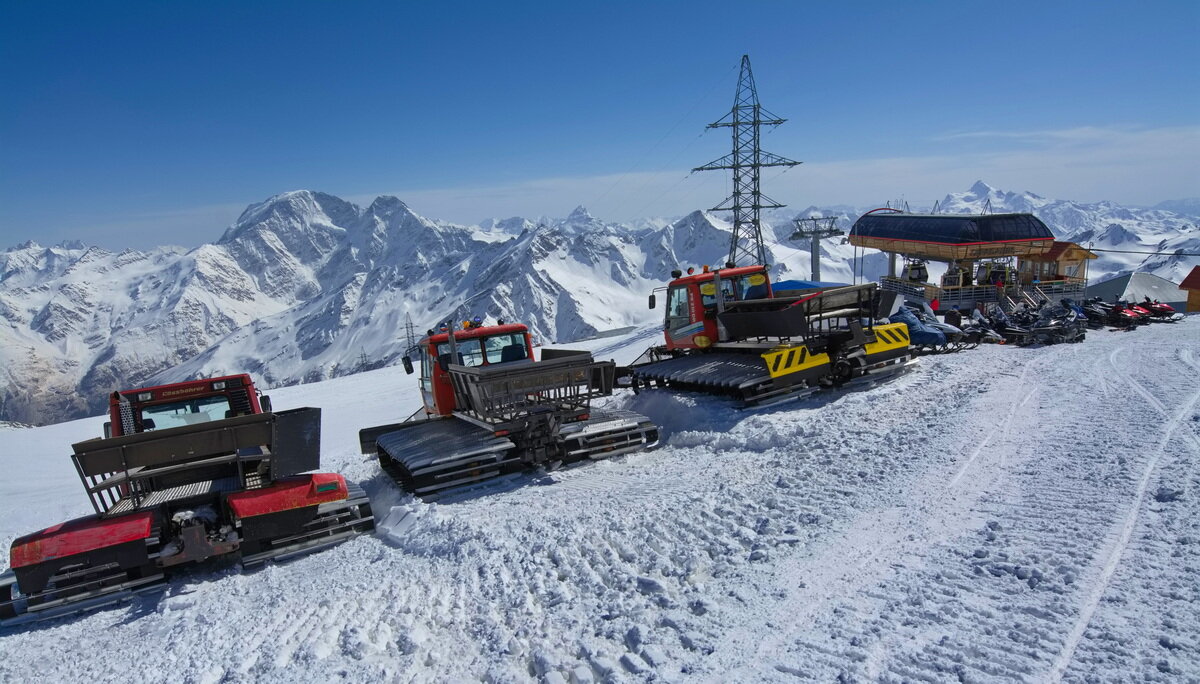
[{"left": 694, "top": 55, "right": 800, "bottom": 267}]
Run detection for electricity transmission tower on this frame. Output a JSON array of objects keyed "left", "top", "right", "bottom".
[
  {"left": 694, "top": 55, "right": 800, "bottom": 268},
  {"left": 404, "top": 313, "right": 418, "bottom": 355},
  {"left": 789, "top": 217, "right": 844, "bottom": 281}
]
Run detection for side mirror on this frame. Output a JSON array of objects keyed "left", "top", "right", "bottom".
[
  {"left": 103, "top": 421, "right": 112, "bottom": 439},
  {"left": 402, "top": 356, "right": 414, "bottom": 375},
  {"left": 648, "top": 293, "right": 656, "bottom": 310},
  {"left": 260, "top": 395, "right": 273, "bottom": 413}
]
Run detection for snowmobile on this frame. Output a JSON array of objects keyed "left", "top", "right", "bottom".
[
  {"left": 1127, "top": 301, "right": 1155, "bottom": 321},
  {"left": 1059, "top": 299, "right": 1091, "bottom": 340},
  {"left": 961, "top": 309, "right": 1005, "bottom": 345},
  {"left": 1079, "top": 298, "right": 1114, "bottom": 330},
  {"left": 1086, "top": 297, "right": 1140, "bottom": 330},
  {"left": 1138, "top": 298, "right": 1184, "bottom": 322},
  {"left": 1, "top": 374, "right": 374, "bottom": 628},
  {"left": 986, "top": 307, "right": 1034, "bottom": 346},
  {"left": 1028, "top": 303, "right": 1085, "bottom": 344},
  {"left": 1112, "top": 300, "right": 1152, "bottom": 326},
  {"left": 890, "top": 302, "right": 972, "bottom": 353},
  {"left": 359, "top": 321, "right": 659, "bottom": 498},
  {"left": 888, "top": 306, "right": 947, "bottom": 353}
]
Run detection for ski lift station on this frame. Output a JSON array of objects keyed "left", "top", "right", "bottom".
[{"left": 848, "top": 210, "right": 1097, "bottom": 311}]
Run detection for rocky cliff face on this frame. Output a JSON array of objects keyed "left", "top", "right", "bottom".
[{"left": 3, "top": 184, "right": 1196, "bottom": 425}]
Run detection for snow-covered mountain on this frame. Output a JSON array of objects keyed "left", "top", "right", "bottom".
[
  {"left": 0, "top": 193, "right": 727, "bottom": 424},
  {"left": 1153, "top": 197, "right": 1200, "bottom": 218},
  {"left": 3, "top": 183, "right": 1196, "bottom": 425}
]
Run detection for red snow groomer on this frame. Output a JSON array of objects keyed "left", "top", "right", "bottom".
[
  {"left": 0, "top": 374, "right": 374, "bottom": 627},
  {"left": 628, "top": 264, "right": 913, "bottom": 406},
  {"left": 359, "top": 321, "right": 659, "bottom": 498}
]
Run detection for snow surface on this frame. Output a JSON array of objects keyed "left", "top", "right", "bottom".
[{"left": 2, "top": 319, "right": 1199, "bottom": 682}]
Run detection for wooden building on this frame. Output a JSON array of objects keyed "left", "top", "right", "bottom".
[
  {"left": 1016, "top": 241, "right": 1098, "bottom": 286},
  {"left": 1180, "top": 265, "right": 1200, "bottom": 313}
]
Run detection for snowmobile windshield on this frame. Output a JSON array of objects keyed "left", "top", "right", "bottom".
[{"left": 140, "top": 395, "right": 233, "bottom": 430}]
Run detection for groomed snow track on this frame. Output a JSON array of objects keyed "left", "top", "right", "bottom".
[{"left": 1, "top": 319, "right": 1197, "bottom": 682}]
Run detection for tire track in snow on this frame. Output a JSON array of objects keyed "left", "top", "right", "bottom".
[
  {"left": 751, "top": 339, "right": 1168, "bottom": 683},
  {"left": 949, "top": 385, "right": 1037, "bottom": 487},
  {"left": 1047, "top": 347, "right": 1200, "bottom": 682},
  {"left": 708, "top": 346, "right": 1064, "bottom": 681}
]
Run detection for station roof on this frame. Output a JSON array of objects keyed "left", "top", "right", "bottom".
[
  {"left": 848, "top": 211, "right": 1055, "bottom": 261},
  {"left": 850, "top": 212, "right": 1053, "bottom": 245}
]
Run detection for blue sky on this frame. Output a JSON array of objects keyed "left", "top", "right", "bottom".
[{"left": 1, "top": 1, "right": 1197, "bottom": 250}]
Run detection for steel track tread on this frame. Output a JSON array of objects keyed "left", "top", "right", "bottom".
[
  {"left": 376, "top": 410, "right": 661, "bottom": 497},
  {"left": 1, "top": 484, "right": 374, "bottom": 628},
  {"left": 633, "top": 350, "right": 915, "bottom": 406},
  {"left": 631, "top": 352, "right": 818, "bottom": 404},
  {"left": 240, "top": 482, "right": 375, "bottom": 568},
  {"left": 631, "top": 352, "right": 771, "bottom": 395},
  {"left": 376, "top": 418, "right": 515, "bottom": 496},
  {"left": 559, "top": 410, "right": 660, "bottom": 461},
  {"left": 0, "top": 565, "right": 167, "bottom": 629}
]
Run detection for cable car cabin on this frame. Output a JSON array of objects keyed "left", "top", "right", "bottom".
[
  {"left": 414, "top": 323, "right": 535, "bottom": 416},
  {"left": 107, "top": 374, "right": 268, "bottom": 438},
  {"left": 659, "top": 265, "right": 773, "bottom": 351}
]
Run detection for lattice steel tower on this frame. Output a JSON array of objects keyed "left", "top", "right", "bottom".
[{"left": 694, "top": 55, "right": 801, "bottom": 267}]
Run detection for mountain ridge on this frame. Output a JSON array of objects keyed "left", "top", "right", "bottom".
[{"left": 2, "top": 183, "right": 1196, "bottom": 425}]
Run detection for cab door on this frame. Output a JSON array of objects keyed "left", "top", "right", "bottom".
[
  {"left": 664, "top": 283, "right": 710, "bottom": 349},
  {"left": 418, "top": 345, "right": 438, "bottom": 414}
]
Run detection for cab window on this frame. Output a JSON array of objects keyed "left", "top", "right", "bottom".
[
  {"left": 437, "top": 339, "right": 485, "bottom": 367},
  {"left": 436, "top": 333, "right": 528, "bottom": 368},
  {"left": 139, "top": 395, "right": 232, "bottom": 430},
  {"left": 737, "top": 272, "right": 770, "bottom": 299},
  {"left": 699, "top": 279, "right": 737, "bottom": 309},
  {"left": 483, "top": 333, "right": 528, "bottom": 363}
]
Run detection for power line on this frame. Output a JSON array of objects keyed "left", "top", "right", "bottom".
[
  {"left": 1089, "top": 247, "right": 1200, "bottom": 256},
  {"left": 588, "top": 61, "right": 739, "bottom": 210}
]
